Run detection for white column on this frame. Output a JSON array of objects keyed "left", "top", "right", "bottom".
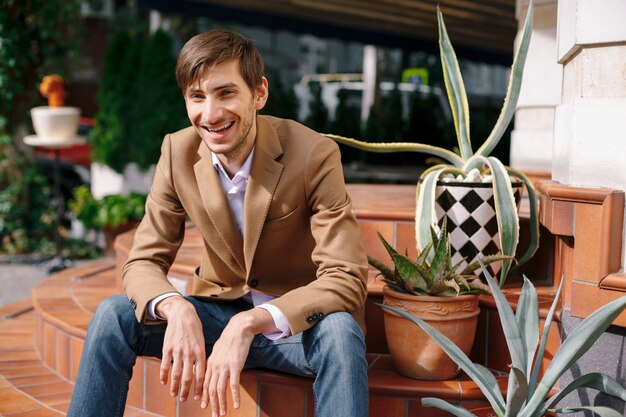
[
  {"left": 361, "top": 45, "right": 378, "bottom": 122},
  {"left": 553, "top": 0, "right": 626, "bottom": 265},
  {"left": 510, "top": 0, "right": 561, "bottom": 174}
]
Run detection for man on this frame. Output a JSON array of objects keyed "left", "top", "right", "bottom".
[{"left": 67, "top": 29, "right": 369, "bottom": 417}]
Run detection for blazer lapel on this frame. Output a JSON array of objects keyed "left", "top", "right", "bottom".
[
  {"left": 243, "top": 117, "right": 284, "bottom": 275},
  {"left": 193, "top": 142, "right": 245, "bottom": 271}
]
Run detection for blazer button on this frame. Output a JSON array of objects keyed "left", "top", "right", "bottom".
[
  {"left": 250, "top": 279, "right": 259, "bottom": 288},
  {"left": 317, "top": 312, "right": 324, "bottom": 319},
  {"left": 129, "top": 299, "right": 137, "bottom": 310},
  {"left": 306, "top": 316, "right": 314, "bottom": 323}
]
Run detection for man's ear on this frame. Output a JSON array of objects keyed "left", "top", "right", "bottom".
[{"left": 254, "top": 77, "right": 269, "bottom": 111}]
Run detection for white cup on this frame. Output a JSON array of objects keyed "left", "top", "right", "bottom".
[{"left": 31, "top": 106, "right": 81, "bottom": 143}]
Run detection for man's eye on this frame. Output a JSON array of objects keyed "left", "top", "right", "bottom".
[
  {"left": 221, "top": 90, "right": 234, "bottom": 96},
  {"left": 189, "top": 94, "right": 204, "bottom": 101}
]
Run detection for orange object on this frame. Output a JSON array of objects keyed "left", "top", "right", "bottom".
[
  {"left": 39, "top": 74, "right": 65, "bottom": 107},
  {"left": 382, "top": 286, "right": 480, "bottom": 380}
]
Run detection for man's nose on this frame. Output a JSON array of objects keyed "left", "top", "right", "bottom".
[{"left": 202, "top": 99, "right": 224, "bottom": 123}]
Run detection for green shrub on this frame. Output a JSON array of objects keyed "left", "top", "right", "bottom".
[{"left": 90, "top": 29, "right": 188, "bottom": 173}]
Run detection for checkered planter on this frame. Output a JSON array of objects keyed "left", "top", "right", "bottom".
[{"left": 434, "top": 181, "right": 523, "bottom": 278}]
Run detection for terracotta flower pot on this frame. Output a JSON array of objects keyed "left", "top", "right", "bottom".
[{"left": 382, "top": 286, "right": 480, "bottom": 380}]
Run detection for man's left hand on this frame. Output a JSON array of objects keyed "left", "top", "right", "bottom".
[{"left": 201, "top": 307, "right": 277, "bottom": 417}]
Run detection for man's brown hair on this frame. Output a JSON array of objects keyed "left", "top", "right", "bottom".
[{"left": 176, "top": 29, "right": 264, "bottom": 93}]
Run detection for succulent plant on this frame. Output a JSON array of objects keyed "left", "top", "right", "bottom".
[
  {"left": 325, "top": 0, "right": 539, "bottom": 286},
  {"left": 381, "top": 265, "right": 626, "bottom": 417},
  {"left": 369, "top": 219, "right": 511, "bottom": 297}
]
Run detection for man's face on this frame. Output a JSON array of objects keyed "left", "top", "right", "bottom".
[{"left": 184, "top": 59, "right": 268, "bottom": 164}]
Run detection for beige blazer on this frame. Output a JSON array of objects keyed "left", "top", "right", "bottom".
[{"left": 122, "top": 115, "right": 368, "bottom": 335}]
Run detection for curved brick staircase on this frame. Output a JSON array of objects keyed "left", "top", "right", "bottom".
[{"left": 0, "top": 184, "right": 560, "bottom": 416}]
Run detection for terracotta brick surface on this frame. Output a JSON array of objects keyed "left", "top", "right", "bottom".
[
  {"left": 259, "top": 382, "right": 306, "bottom": 417},
  {"left": 42, "top": 323, "right": 56, "bottom": 369},
  {"left": 20, "top": 381, "right": 73, "bottom": 396},
  {"left": 127, "top": 358, "right": 145, "bottom": 409},
  {"left": 55, "top": 332, "right": 70, "bottom": 379},
  {"left": 69, "top": 336, "right": 84, "bottom": 382},
  {"left": 144, "top": 358, "right": 176, "bottom": 416},
  {"left": 359, "top": 220, "right": 394, "bottom": 267},
  {"left": 395, "top": 221, "right": 418, "bottom": 260},
  {"left": 3, "top": 408, "right": 64, "bottom": 416},
  {"left": 408, "top": 399, "right": 458, "bottom": 417},
  {"left": 369, "top": 395, "right": 406, "bottom": 416}
]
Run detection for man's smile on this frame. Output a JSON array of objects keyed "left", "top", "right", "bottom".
[{"left": 204, "top": 121, "right": 235, "bottom": 134}]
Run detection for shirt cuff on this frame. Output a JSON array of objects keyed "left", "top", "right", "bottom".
[
  {"left": 257, "top": 303, "right": 291, "bottom": 340},
  {"left": 147, "top": 292, "right": 182, "bottom": 320}
]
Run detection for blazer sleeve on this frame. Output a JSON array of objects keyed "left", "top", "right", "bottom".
[
  {"left": 122, "top": 134, "right": 187, "bottom": 323},
  {"left": 266, "top": 138, "right": 368, "bottom": 334}
]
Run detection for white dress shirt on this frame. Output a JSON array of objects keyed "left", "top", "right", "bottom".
[{"left": 147, "top": 147, "right": 290, "bottom": 340}]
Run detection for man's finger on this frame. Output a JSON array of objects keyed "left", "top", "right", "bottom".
[
  {"left": 193, "top": 357, "right": 206, "bottom": 401},
  {"left": 160, "top": 350, "right": 172, "bottom": 385},
  {"left": 170, "top": 355, "right": 183, "bottom": 397},
  {"left": 201, "top": 368, "right": 212, "bottom": 409},
  {"left": 216, "top": 371, "right": 228, "bottom": 416},
  {"left": 230, "top": 369, "right": 241, "bottom": 409},
  {"left": 209, "top": 371, "right": 219, "bottom": 417},
  {"left": 179, "top": 354, "right": 195, "bottom": 401}
]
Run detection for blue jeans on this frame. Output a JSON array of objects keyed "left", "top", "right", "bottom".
[{"left": 67, "top": 295, "right": 368, "bottom": 417}]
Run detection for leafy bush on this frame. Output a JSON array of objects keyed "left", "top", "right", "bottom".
[
  {"left": 0, "top": 0, "right": 83, "bottom": 254},
  {"left": 90, "top": 29, "right": 188, "bottom": 173},
  {"left": 69, "top": 185, "right": 147, "bottom": 230}
]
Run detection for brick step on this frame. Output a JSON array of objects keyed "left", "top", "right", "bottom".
[
  {"left": 17, "top": 257, "right": 512, "bottom": 417},
  {"left": 0, "top": 183, "right": 558, "bottom": 416},
  {"left": 0, "top": 299, "right": 151, "bottom": 416}
]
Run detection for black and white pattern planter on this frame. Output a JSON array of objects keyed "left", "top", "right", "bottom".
[{"left": 434, "top": 181, "right": 523, "bottom": 277}]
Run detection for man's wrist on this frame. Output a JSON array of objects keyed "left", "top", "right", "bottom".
[
  {"left": 234, "top": 307, "right": 277, "bottom": 336},
  {"left": 155, "top": 294, "right": 185, "bottom": 320}
]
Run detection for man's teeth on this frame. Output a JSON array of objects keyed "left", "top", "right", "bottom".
[{"left": 207, "top": 122, "right": 234, "bottom": 133}]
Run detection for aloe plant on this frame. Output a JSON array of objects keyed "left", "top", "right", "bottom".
[
  {"left": 381, "top": 265, "right": 626, "bottom": 417},
  {"left": 324, "top": 1, "right": 539, "bottom": 286},
  {"left": 369, "top": 219, "right": 511, "bottom": 296}
]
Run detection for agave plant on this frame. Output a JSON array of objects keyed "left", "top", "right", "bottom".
[
  {"left": 381, "top": 265, "right": 626, "bottom": 417},
  {"left": 324, "top": 0, "right": 539, "bottom": 286},
  {"left": 368, "top": 219, "right": 511, "bottom": 296}
]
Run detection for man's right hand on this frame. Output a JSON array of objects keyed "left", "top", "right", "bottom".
[{"left": 157, "top": 296, "right": 206, "bottom": 402}]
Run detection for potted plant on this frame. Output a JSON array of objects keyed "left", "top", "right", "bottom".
[
  {"left": 325, "top": 0, "right": 538, "bottom": 286},
  {"left": 382, "top": 266, "right": 626, "bottom": 417},
  {"left": 30, "top": 74, "right": 81, "bottom": 144},
  {"left": 369, "top": 219, "right": 511, "bottom": 380},
  {"left": 69, "top": 185, "right": 146, "bottom": 251}
]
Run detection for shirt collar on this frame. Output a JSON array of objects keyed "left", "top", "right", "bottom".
[{"left": 211, "top": 147, "right": 255, "bottom": 182}]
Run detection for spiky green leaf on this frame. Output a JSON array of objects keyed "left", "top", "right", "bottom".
[
  {"left": 522, "top": 295, "right": 626, "bottom": 417},
  {"left": 553, "top": 407, "right": 623, "bottom": 417},
  {"left": 542, "top": 373, "right": 626, "bottom": 415},
  {"left": 504, "top": 366, "right": 528, "bottom": 417},
  {"left": 461, "top": 255, "right": 514, "bottom": 276},
  {"left": 367, "top": 255, "right": 395, "bottom": 282},
  {"left": 506, "top": 168, "right": 539, "bottom": 266},
  {"left": 422, "top": 398, "right": 477, "bottom": 417},
  {"left": 322, "top": 134, "right": 464, "bottom": 167},
  {"left": 482, "top": 263, "right": 528, "bottom": 378},
  {"left": 516, "top": 277, "right": 539, "bottom": 377},
  {"left": 430, "top": 279, "right": 461, "bottom": 296},
  {"left": 392, "top": 253, "right": 429, "bottom": 291},
  {"left": 527, "top": 278, "right": 563, "bottom": 401},
  {"left": 437, "top": 6, "right": 471, "bottom": 160},
  {"left": 475, "top": 363, "right": 506, "bottom": 406},
  {"left": 469, "top": 157, "right": 520, "bottom": 286},
  {"left": 473, "top": 0, "right": 534, "bottom": 158}
]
